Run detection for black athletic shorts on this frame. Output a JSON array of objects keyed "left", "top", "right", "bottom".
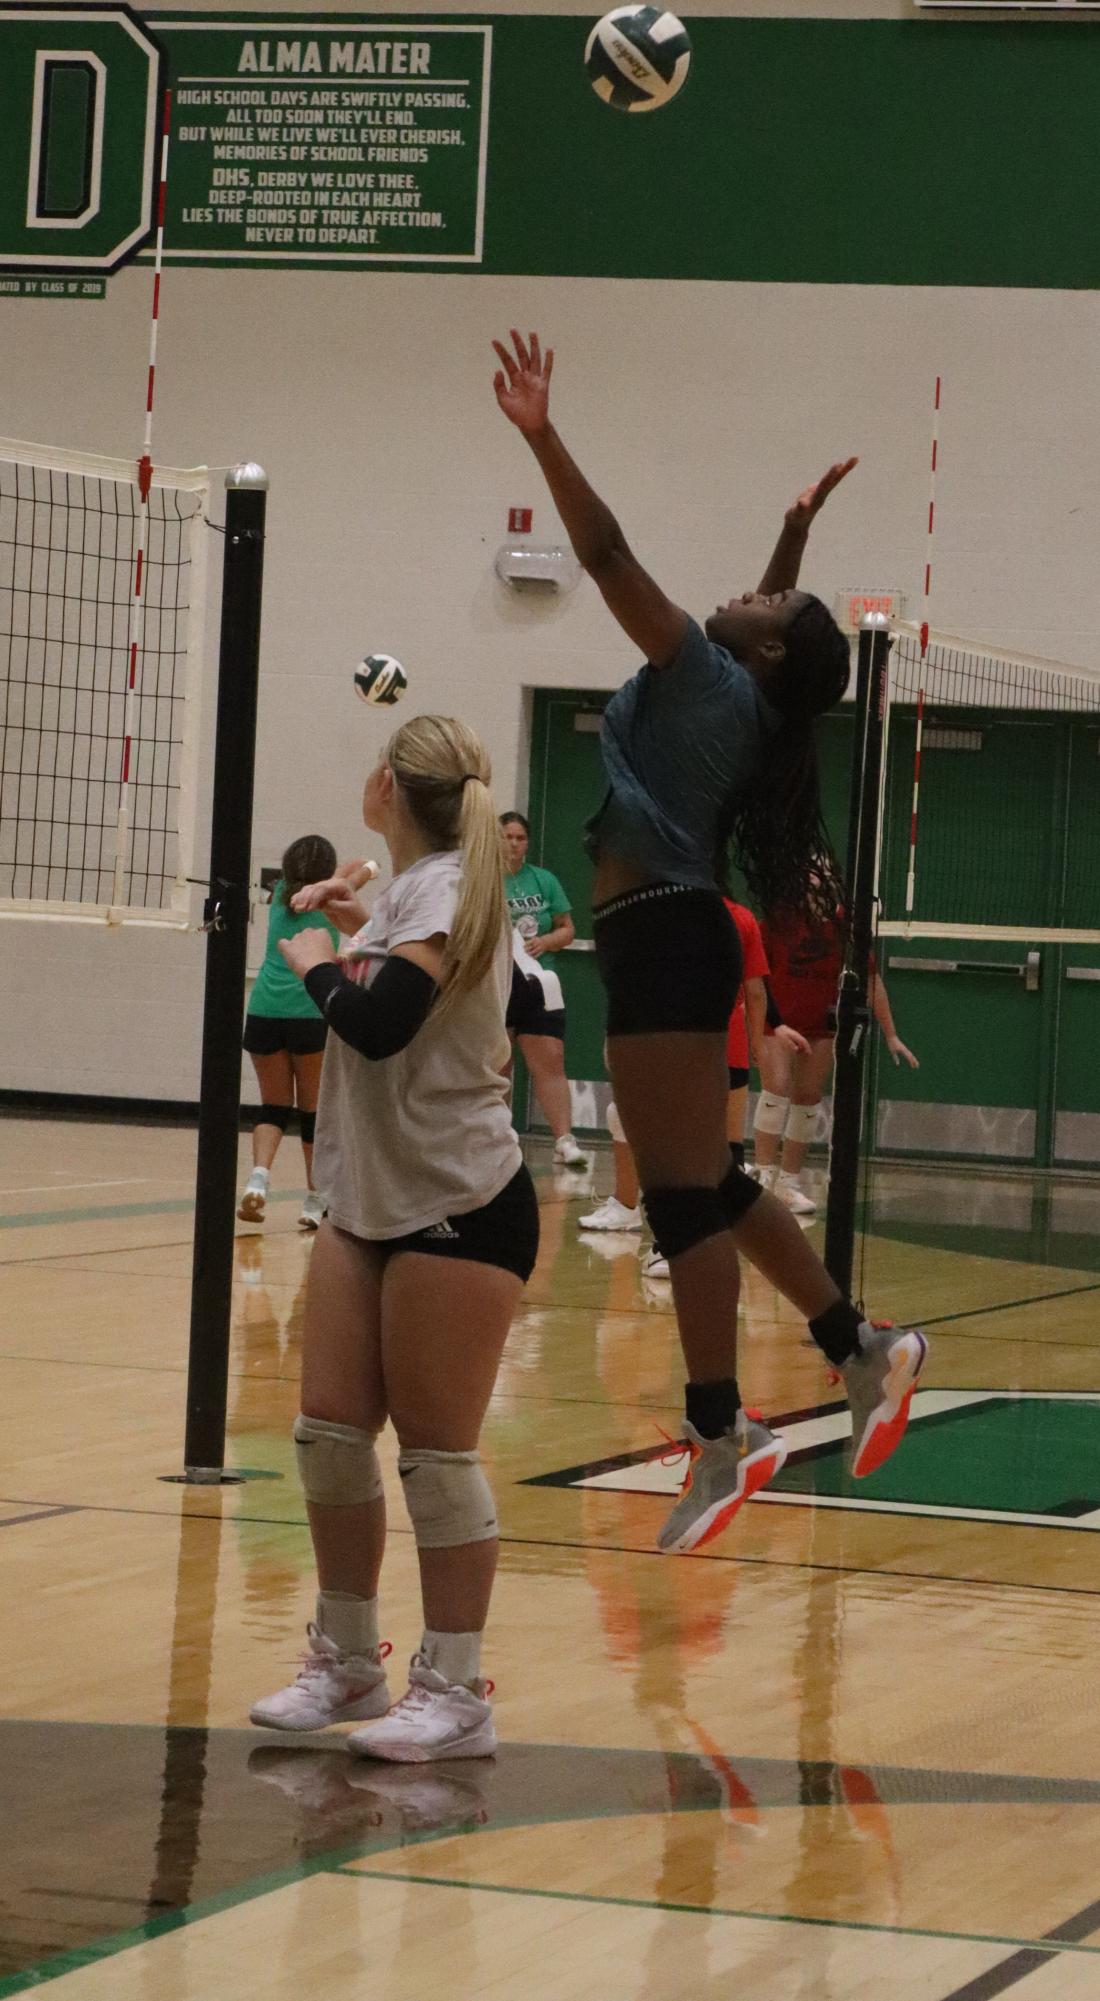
[
  {"left": 243, "top": 1013, "right": 328, "bottom": 1056},
  {"left": 593, "top": 883, "right": 742, "bottom": 1035},
  {"left": 509, "top": 981, "right": 566, "bottom": 1040},
  {"left": 728, "top": 1065, "right": 749, "bottom": 1090},
  {"left": 376, "top": 1163, "right": 539, "bottom": 1284}
]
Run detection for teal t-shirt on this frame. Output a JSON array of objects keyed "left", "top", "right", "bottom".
[
  {"left": 249, "top": 881, "right": 341, "bottom": 1020},
  {"left": 504, "top": 862, "right": 571, "bottom": 943}
]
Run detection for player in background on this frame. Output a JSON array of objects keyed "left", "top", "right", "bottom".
[
  {"left": 501, "top": 812, "right": 588, "bottom": 1167},
  {"left": 754, "top": 903, "right": 918, "bottom": 1214},
  {"left": 239, "top": 835, "right": 341, "bottom": 1232}
]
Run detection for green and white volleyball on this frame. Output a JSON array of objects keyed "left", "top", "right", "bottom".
[
  {"left": 584, "top": 6, "right": 692, "bottom": 113},
  {"left": 354, "top": 654, "right": 408, "bottom": 706}
]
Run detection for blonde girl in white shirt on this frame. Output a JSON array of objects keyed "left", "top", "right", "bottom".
[{"left": 250, "top": 715, "right": 538, "bottom": 1762}]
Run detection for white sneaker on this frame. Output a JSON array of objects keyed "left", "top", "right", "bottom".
[
  {"left": 553, "top": 1134, "right": 589, "bottom": 1168},
  {"left": 299, "top": 1191, "right": 326, "bottom": 1231},
  {"left": 641, "top": 1248, "right": 671, "bottom": 1279},
  {"left": 237, "top": 1169, "right": 268, "bottom": 1223},
  {"left": 579, "top": 1196, "right": 642, "bottom": 1232},
  {"left": 250, "top": 1624, "right": 392, "bottom": 1732},
  {"left": 776, "top": 1171, "right": 817, "bottom": 1215},
  {"left": 347, "top": 1653, "right": 497, "bottom": 1763}
]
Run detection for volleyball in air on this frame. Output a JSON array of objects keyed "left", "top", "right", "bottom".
[
  {"left": 584, "top": 6, "right": 692, "bottom": 113},
  {"left": 354, "top": 654, "right": 408, "bottom": 706}
]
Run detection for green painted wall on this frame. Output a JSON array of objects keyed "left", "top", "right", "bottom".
[{"left": 147, "top": 14, "right": 1100, "bottom": 284}]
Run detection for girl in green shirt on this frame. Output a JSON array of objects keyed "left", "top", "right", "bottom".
[{"left": 239, "top": 834, "right": 341, "bottom": 1231}]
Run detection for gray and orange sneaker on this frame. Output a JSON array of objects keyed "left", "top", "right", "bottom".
[
  {"left": 656, "top": 1411, "right": 787, "bottom": 1555},
  {"left": 842, "top": 1322, "right": 928, "bottom": 1478}
]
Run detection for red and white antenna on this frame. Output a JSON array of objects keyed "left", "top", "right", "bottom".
[
  {"left": 905, "top": 374, "right": 941, "bottom": 918},
  {"left": 112, "top": 89, "right": 172, "bottom": 913}
]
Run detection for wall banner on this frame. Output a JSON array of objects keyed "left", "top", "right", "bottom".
[{"left": 161, "top": 18, "right": 491, "bottom": 266}]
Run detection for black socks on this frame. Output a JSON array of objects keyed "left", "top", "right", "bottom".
[
  {"left": 809, "top": 1299, "right": 863, "bottom": 1367},
  {"left": 685, "top": 1378, "right": 741, "bottom": 1440}
]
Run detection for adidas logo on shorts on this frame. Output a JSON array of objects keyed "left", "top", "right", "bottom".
[{"left": 422, "top": 1220, "right": 460, "bottom": 1240}]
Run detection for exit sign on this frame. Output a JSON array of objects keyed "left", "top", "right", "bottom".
[{"left": 834, "top": 589, "right": 906, "bottom": 634}]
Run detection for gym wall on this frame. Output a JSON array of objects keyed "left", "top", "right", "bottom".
[{"left": 1, "top": 1, "right": 1097, "bottom": 1101}]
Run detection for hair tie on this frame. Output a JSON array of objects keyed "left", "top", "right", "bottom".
[{"left": 460, "top": 773, "right": 481, "bottom": 787}]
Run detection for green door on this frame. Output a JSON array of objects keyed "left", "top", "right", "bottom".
[
  {"left": 874, "top": 716, "right": 1066, "bottom": 1166},
  {"left": 1053, "top": 721, "right": 1100, "bottom": 1166}
]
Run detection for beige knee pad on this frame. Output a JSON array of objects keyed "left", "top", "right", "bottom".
[
  {"left": 753, "top": 1092, "right": 790, "bottom": 1136},
  {"left": 293, "top": 1413, "right": 383, "bottom": 1506},
  {"left": 607, "top": 1099, "right": 626, "bottom": 1146},
  {"left": 784, "top": 1101, "right": 821, "bottom": 1146},
  {"left": 397, "top": 1446, "right": 498, "bottom": 1549}
]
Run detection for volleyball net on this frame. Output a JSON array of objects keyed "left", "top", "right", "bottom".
[
  {"left": 825, "top": 613, "right": 1100, "bottom": 1297},
  {"left": 877, "top": 622, "right": 1100, "bottom": 943},
  {"left": 0, "top": 437, "right": 210, "bottom": 927}
]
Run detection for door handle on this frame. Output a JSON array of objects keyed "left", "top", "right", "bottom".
[
  {"left": 1066, "top": 966, "right": 1100, "bottom": 982},
  {"left": 887, "top": 950, "right": 1042, "bottom": 991}
]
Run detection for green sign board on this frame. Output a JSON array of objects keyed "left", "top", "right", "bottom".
[
  {"left": 0, "top": 3, "right": 161, "bottom": 270},
  {"left": 160, "top": 19, "right": 491, "bottom": 266}
]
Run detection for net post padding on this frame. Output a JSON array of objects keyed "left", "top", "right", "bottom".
[
  {"left": 182, "top": 466, "right": 268, "bottom": 1483},
  {"left": 824, "top": 616, "right": 891, "bottom": 1301},
  {"left": 0, "top": 436, "right": 210, "bottom": 928}
]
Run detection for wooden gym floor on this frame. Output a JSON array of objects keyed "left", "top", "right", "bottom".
[{"left": 3, "top": 1115, "right": 1100, "bottom": 2000}]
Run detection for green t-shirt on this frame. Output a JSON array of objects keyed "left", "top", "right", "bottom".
[
  {"left": 504, "top": 862, "right": 571, "bottom": 943},
  {"left": 248, "top": 881, "right": 341, "bottom": 1020}
]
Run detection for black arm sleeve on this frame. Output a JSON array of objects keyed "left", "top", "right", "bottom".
[{"left": 304, "top": 955, "right": 438, "bottom": 1059}]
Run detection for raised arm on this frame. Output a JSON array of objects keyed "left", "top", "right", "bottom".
[
  {"left": 756, "top": 458, "right": 859, "bottom": 596},
  {"left": 492, "top": 329, "right": 689, "bottom": 668}
]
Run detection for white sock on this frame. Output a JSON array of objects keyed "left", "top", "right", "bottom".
[
  {"left": 421, "top": 1628, "right": 483, "bottom": 1689},
  {"left": 316, "top": 1591, "right": 380, "bottom": 1661},
  {"left": 248, "top": 1165, "right": 270, "bottom": 1187}
]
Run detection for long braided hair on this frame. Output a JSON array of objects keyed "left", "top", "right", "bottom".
[{"left": 722, "top": 596, "right": 850, "bottom": 923}]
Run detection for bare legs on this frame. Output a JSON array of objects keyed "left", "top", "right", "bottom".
[
  {"left": 755, "top": 1035, "right": 834, "bottom": 1178},
  {"left": 518, "top": 1032, "right": 574, "bottom": 1143},
  {"left": 248, "top": 1050, "right": 294, "bottom": 1171},
  {"left": 246, "top": 1047, "right": 324, "bottom": 1190},
  {"left": 299, "top": 1222, "right": 520, "bottom": 1638},
  {"left": 608, "top": 1030, "right": 844, "bottom": 1390}
]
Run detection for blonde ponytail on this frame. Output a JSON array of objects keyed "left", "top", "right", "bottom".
[{"left": 383, "top": 715, "right": 508, "bottom": 1015}]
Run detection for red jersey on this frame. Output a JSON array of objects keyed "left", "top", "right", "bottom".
[
  {"left": 760, "top": 908, "right": 844, "bottom": 1038},
  {"left": 724, "top": 900, "right": 768, "bottom": 1070}
]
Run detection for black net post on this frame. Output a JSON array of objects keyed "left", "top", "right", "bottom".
[
  {"left": 181, "top": 465, "right": 268, "bottom": 1481},
  {"left": 824, "top": 614, "right": 890, "bottom": 1299}
]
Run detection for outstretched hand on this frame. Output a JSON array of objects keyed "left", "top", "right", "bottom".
[
  {"left": 492, "top": 329, "right": 554, "bottom": 436},
  {"left": 785, "top": 457, "right": 859, "bottom": 534}
]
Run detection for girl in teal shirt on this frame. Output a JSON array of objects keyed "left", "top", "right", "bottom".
[{"left": 240, "top": 834, "right": 341, "bottom": 1231}]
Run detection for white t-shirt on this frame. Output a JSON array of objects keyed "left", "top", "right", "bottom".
[{"left": 313, "top": 849, "right": 521, "bottom": 1239}]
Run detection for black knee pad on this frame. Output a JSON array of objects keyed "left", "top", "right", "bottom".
[
  {"left": 642, "top": 1185, "right": 728, "bottom": 1261},
  {"left": 257, "top": 1102, "right": 292, "bottom": 1132},
  {"left": 299, "top": 1110, "right": 316, "bottom": 1145},
  {"left": 718, "top": 1155, "right": 764, "bottom": 1226}
]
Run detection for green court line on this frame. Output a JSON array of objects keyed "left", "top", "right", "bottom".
[
  {"left": 336, "top": 1867, "right": 1093, "bottom": 1959},
  {"left": 1, "top": 1800, "right": 1092, "bottom": 1997},
  {"left": 0, "top": 1843, "right": 367, "bottom": 1996},
  {"left": 0, "top": 1190, "right": 303, "bottom": 1231}
]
